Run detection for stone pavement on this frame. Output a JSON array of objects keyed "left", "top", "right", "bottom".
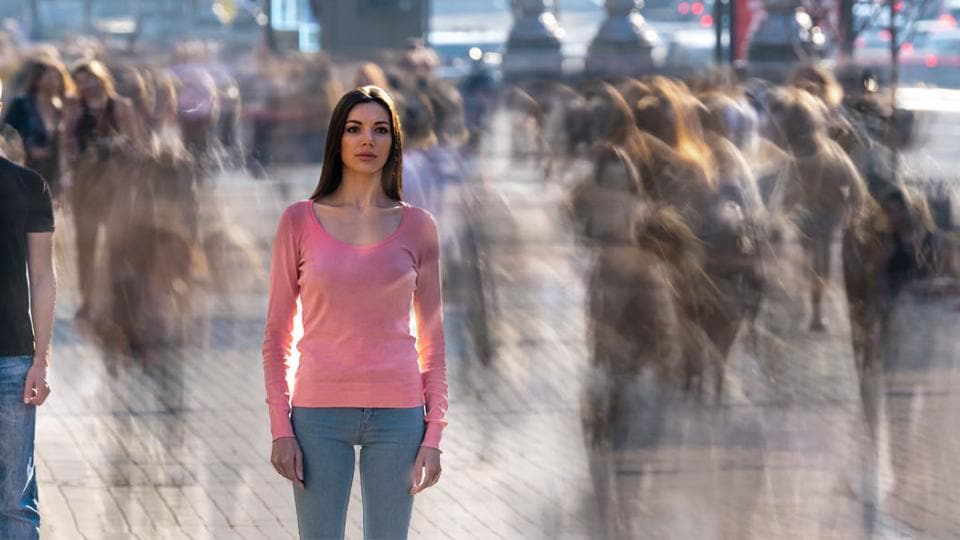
[{"left": 33, "top": 155, "right": 960, "bottom": 539}]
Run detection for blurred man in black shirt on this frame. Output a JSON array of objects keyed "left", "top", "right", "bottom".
[{"left": 0, "top": 76, "right": 56, "bottom": 540}]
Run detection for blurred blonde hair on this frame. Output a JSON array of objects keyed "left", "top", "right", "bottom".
[
  {"left": 643, "top": 76, "right": 716, "bottom": 187},
  {"left": 19, "top": 56, "right": 76, "bottom": 100},
  {"left": 354, "top": 62, "right": 390, "bottom": 90},
  {"left": 789, "top": 64, "right": 843, "bottom": 110},
  {"left": 71, "top": 59, "right": 117, "bottom": 99}
]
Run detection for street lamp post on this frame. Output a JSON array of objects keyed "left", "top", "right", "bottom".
[
  {"left": 29, "top": 0, "right": 41, "bottom": 39},
  {"left": 585, "top": 0, "right": 657, "bottom": 77},
  {"left": 264, "top": 0, "right": 276, "bottom": 52},
  {"left": 714, "top": 0, "right": 723, "bottom": 64},
  {"left": 888, "top": 0, "right": 900, "bottom": 186}
]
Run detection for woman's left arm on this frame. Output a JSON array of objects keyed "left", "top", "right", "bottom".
[
  {"left": 411, "top": 213, "right": 448, "bottom": 494},
  {"left": 413, "top": 213, "right": 449, "bottom": 450}
]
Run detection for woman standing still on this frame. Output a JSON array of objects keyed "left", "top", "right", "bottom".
[{"left": 262, "top": 86, "right": 447, "bottom": 540}]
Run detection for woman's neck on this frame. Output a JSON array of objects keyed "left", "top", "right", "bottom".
[{"left": 327, "top": 170, "right": 392, "bottom": 208}]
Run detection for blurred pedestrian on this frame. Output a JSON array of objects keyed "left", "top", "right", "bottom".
[
  {"left": 2, "top": 57, "right": 74, "bottom": 199},
  {"left": 767, "top": 86, "right": 868, "bottom": 331},
  {"left": 64, "top": 59, "right": 135, "bottom": 321},
  {"left": 0, "top": 76, "right": 56, "bottom": 540},
  {"left": 262, "top": 85, "right": 448, "bottom": 540},
  {"left": 174, "top": 65, "right": 222, "bottom": 173},
  {"left": 882, "top": 188, "right": 958, "bottom": 297},
  {"left": 790, "top": 64, "right": 899, "bottom": 196}
]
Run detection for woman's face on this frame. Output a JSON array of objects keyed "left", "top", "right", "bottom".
[
  {"left": 793, "top": 73, "right": 827, "bottom": 104},
  {"left": 37, "top": 68, "right": 61, "bottom": 95},
  {"left": 74, "top": 71, "right": 103, "bottom": 100},
  {"left": 340, "top": 102, "right": 392, "bottom": 176}
]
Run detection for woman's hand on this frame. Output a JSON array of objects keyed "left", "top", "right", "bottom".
[
  {"left": 271, "top": 437, "right": 304, "bottom": 489},
  {"left": 409, "top": 446, "right": 441, "bottom": 495}
]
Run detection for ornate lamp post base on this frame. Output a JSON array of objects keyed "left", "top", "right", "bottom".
[
  {"left": 585, "top": 0, "right": 658, "bottom": 77},
  {"left": 503, "top": 0, "right": 565, "bottom": 78},
  {"left": 745, "top": 0, "right": 829, "bottom": 82}
]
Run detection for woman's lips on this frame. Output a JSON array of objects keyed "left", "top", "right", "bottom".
[{"left": 355, "top": 154, "right": 377, "bottom": 161}]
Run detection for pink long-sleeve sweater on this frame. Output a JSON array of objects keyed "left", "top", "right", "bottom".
[{"left": 262, "top": 200, "right": 448, "bottom": 449}]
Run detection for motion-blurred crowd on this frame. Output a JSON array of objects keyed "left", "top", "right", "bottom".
[
  {"left": 550, "top": 62, "right": 960, "bottom": 539},
  {"left": 1, "top": 35, "right": 245, "bottom": 361},
  {"left": 1, "top": 29, "right": 959, "bottom": 530}
]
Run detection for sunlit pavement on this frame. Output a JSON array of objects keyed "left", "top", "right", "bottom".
[{"left": 35, "top": 156, "right": 960, "bottom": 539}]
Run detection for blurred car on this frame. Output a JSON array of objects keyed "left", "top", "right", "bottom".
[
  {"left": 912, "top": 0, "right": 960, "bottom": 24},
  {"left": 745, "top": 7, "right": 831, "bottom": 81},
  {"left": 637, "top": 0, "right": 716, "bottom": 76},
  {"left": 913, "top": 29, "right": 960, "bottom": 87},
  {"left": 852, "top": 17, "right": 960, "bottom": 87},
  {"left": 931, "top": 0, "right": 960, "bottom": 23},
  {"left": 854, "top": 27, "right": 927, "bottom": 61},
  {"left": 659, "top": 26, "right": 717, "bottom": 75},
  {"left": 897, "top": 86, "right": 960, "bottom": 229},
  {"left": 644, "top": 0, "right": 716, "bottom": 25}
]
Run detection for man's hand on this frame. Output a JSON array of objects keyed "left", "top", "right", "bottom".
[
  {"left": 23, "top": 361, "right": 50, "bottom": 406},
  {"left": 271, "top": 437, "right": 305, "bottom": 489},
  {"left": 410, "top": 446, "right": 441, "bottom": 495}
]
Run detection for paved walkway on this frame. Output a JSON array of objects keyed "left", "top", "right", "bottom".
[{"left": 34, "top": 153, "right": 960, "bottom": 539}]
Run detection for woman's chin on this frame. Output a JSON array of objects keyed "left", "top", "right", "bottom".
[{"left": 345, "top": 163, "right": 385, "bottom": 175}]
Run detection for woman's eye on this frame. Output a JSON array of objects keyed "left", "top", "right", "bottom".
[
  {"left": 376, "top": 127, "right": 389, "bottom": 134},
  {"left": 346, "top": 126, "right": 359, "bottom": 133}
]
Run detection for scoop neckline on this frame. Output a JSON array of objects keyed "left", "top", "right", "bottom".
[{"left": 309, "top": 200, "right": 409, "bottom": 249}]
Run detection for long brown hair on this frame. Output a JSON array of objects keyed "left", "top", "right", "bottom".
[
  {"left": 645, "top": 77, "right": 715, "bottom": 187},
  {"left": 581, "top": 81, "right": 652, "bottom": 166},
  {"left": 309, "top": 85, "right": 403, "bottom": 201},
  {"left": 21, "top": 57, "right": 76, "bottom": 100},
  {"left": 71, "top": 60, "right": 118, "bottom": 100}
]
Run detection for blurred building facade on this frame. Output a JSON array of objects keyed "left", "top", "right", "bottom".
[
  {"left": 9, "top": 0, "right": 268, "bottom": 50},
  {"left": 8, "top": 0, "right": 428, "bottom": 55},
  {"left": 309, "top": 0, "right": 429, "bottom": 55}
]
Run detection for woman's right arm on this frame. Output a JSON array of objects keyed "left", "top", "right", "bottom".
[{"left": 262, "top": 205, "right": 302, "bottom": 441}]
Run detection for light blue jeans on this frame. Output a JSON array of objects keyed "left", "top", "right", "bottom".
[
  {"left": 291, "top": 406, "right": 425, "bottom": 540},
  {"left": 0, "top": 356, "right": 39, "bottom": 540}
]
